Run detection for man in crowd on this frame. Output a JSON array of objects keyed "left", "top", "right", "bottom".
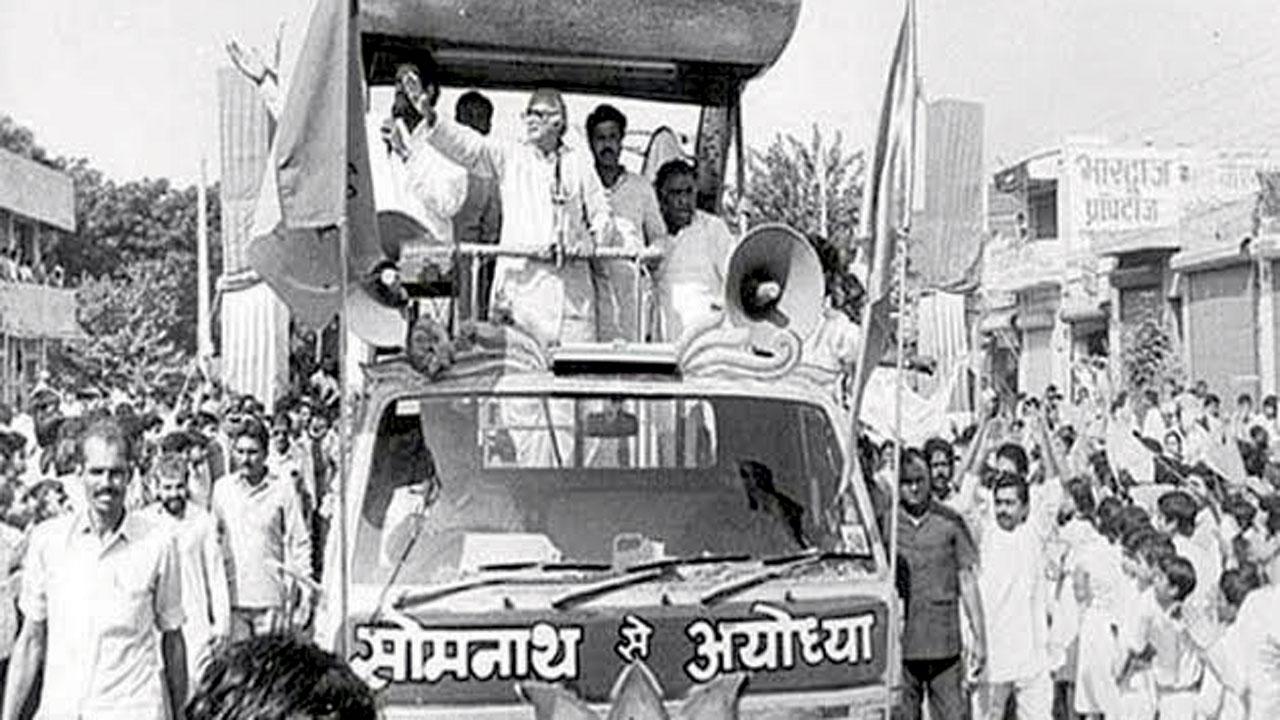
[
  {"left": 585, "top": 103, "right": 667, "bottom": 341},
  {"left": 971, "top": 474, "right": 1056, "bottom": 719},
  {"left": 896, "top": 447, "right": 987, "bottom": 720},
  {"left": 213, "top": 417, "right": 313, "bottom": 640},
  {"left": 452, "top": 90, "right": 502, "bottom": 322},
  {"left": 402, "top": 70, "right": 615, "bottom": 345},
  {"left": 150, "top": 454, "right": 230, "bottom": 690},
  {"left": 3, "top": 417, "right": 187, "bottom": 720},
  {"left": 652, "top": 159, "right": 737, "bottom": 341}
]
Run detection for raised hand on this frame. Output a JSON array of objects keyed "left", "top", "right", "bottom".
[{"left": 226, "top": 39, "right": 272, "bottom": 84}]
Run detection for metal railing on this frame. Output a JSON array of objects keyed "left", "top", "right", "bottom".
[{"left": 402, "top": 243, "right": 665, "bottom": 341}]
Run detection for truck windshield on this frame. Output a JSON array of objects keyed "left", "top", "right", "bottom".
[{"left": 353, "top": 393, "right": 866, "bottom": 585}]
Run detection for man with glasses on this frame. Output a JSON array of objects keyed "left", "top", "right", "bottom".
[
  {"left": 897, "top": 447, "right": 987, "bottom": 720},
  {"left": 401, "top": 73, "right": 616, "bottom": 345}
]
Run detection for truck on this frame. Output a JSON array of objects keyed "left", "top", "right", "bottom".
[{"left": 315, "top": 1, "right": 900, "bottom": 717}]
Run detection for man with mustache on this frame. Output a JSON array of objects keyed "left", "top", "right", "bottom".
[
  {"left": 213, "top": 418, "right": 312, "bottom": 640},
  {"left": 585, "top": 103, "right": 667, "bottom": 342},
  {"left": 2, "top": 417, "right": 187, "bottom": 720}
]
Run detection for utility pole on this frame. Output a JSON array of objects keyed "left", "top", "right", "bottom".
[{"left": 197, "top": 157, "right": 212, "bottom": 363}]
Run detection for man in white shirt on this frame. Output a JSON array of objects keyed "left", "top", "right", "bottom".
[
  {"left": 1156, "top": 490, "right": 1221, "bottom": 622},
  {"left": 213, "top": 418, "right": 312, "bottom": 640},
  {"left": 652, "top": 159, "right": 737, "bottom": 342},
  {"left": 973, "top": 473, "right": 1056, "bottom": 719},
  {"left": 585, "top": 104, "right": 668, "bottom": 342},
  {"left": 150, "top": 454, "right": 230, "bottom": 690},
  {"left": 2, "top": 417, "right": 186, "bottom": 720},
  {"left": 404, "top": 73, "right": 615, "bottom": 346}
]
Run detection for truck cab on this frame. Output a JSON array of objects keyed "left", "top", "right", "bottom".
[{"left": 319, "top": 2, "right": 899, "bottom": 717}]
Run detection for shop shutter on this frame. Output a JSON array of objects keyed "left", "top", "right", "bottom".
[
  {"left": 1187, "top": 264, "right": 1255, "bottom": 398},
  {"left": 1019, "top": 327, "right": 1053, "bottom": 397}
]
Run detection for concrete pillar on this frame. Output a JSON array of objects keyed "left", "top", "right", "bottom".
[{"left": 1259, "top": 258, "right": 1276, "bottom": 397}]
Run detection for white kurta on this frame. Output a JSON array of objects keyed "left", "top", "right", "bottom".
[
  {"left": 597, "top": 171, "right": 667, "bottom": 342},
  {"left": 149, "top": 504, "right": 230, "bottom": 687},
  {"left": 654, "top": 210, "right": 736, "bottom": 342},
  {"left": 412, "top": 118, "right": 613, "bottom": 345}
]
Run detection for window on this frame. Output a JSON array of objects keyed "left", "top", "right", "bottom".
[{"left": 352, "top": 393, "right": 870, "bottom": 585}]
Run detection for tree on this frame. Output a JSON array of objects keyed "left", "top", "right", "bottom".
[
  {"left": 0, "top": 115, "right": 57, "bottom": 167},
  {"left": 49, "top": 256, "right": 195, "bottom": 391},
  {"left": 727, "top": 124, "right": 865, "bottom": 249},
  {"left": 0, "top": 115, "right": 223, "bottom": 387}
]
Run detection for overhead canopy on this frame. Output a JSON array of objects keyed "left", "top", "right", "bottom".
[{"left": 360, "top": 0, "right": 802, "bottom": 104}]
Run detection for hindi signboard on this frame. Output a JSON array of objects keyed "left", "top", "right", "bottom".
[{"left": 1066, "top": 146, "right": 1186, "bottom": 236}]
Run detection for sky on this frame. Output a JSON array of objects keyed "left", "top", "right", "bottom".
[{"left": 3, "top": 0, "right": 1280, "bottom": 185}]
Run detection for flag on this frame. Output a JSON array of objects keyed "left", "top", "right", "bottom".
[
  {"left": 248, "top": 0, "right": 383, "bottom": 328},
  {"left": 847, "top": 0, "right": 920, "bottom": 445}
]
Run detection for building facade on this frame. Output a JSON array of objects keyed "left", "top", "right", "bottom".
[
  {"left": 0, "top": 149, "right": 83, "bottom": 407},
  {"left": 983, "top": 142, "right": 1280, "bottom": 402}
]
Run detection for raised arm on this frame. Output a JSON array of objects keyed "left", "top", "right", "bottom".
[{"left": 404, "top": 116, "right": 495, "bottom": 173}]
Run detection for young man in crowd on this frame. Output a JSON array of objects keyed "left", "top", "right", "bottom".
[
  {"left": 972, "top": 473, "right": 1057, "bottom": 719},
  {"left": 213, "top": 417, "right": 313, "bottom": 640},
  {"left": 150, "top": 454, "right": 230, "bottom": 690}
]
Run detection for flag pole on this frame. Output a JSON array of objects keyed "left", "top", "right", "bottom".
[
  {"left": 336, "top": 220, "right": 351, "bottom": 658},
  {"left": 197, "top": 157, "right": 212, "bottom": 367},
  {"left": 887, "top": 0, "right": 919, "bottom": 645}
]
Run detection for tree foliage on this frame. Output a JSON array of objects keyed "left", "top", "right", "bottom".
[
  {"left": 0, "top": 115, "right": 57, "bottom": 167},
  {"left": 727, "top": 124, "right": 865, "bottom": 249},
  {"left": 0, "top": 115, "right": 221, "bottom": 389},
  {"left": 49, "top": 257, "right": 194, "bottom": 390}
]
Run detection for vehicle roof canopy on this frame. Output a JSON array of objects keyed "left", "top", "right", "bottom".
[{"left": 360, "top": 0, "right": 802, "bottom": 105}]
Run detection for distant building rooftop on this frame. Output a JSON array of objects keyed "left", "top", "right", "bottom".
[{"left": 0, "top": 149, "right": 75, "bottom": 233}]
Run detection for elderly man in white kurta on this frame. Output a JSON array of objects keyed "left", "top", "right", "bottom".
[{"left": 404, "top": 78, "right": 615, "bottom": 346}]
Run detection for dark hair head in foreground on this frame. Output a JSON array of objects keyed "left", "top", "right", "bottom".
[{"left": 187, "top": 634, "right": 378, "bottom": 720}]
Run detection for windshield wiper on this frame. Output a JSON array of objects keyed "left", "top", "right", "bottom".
[
  {"left": 550, "top": 554, "right": 755, "bottom": 611},
  {"left": 699, "top": 549, "right": 869, "bottom": 607},
  {"left": 393, "top": 562, "right": 611, "bottom": 612}
]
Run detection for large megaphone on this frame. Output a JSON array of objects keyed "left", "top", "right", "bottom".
[
  {"left": 724, "top": 223, "right": 824, "bottom": 340},
  {"left": 347, "top": 210, "right": 453, "bottom": 349}
]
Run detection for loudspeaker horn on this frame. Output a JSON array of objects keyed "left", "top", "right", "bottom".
[{"left": 724, "top": 223, "right": 824, "bottom": 340}]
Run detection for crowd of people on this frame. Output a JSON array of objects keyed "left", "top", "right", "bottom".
[
  {"left": 0, "top": 373, "right": 343, "bottom": 718},
  {"left": 0, "top": 247, "right": 65, "bottom": 288},
  {"left": 881, "top": 369, "right": 1280, "bottom": 720}
]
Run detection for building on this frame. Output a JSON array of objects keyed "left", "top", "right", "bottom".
[
  {"left": 982, "top": 141, "right": 1280, "bottom": 402},
  {"left": 0, "top": 149, "right": 84, "bottom": 407},
  {"left": 217, "top": 67, "right": 292, "bottom": 411},
  {"left": 982, "top": 146, "right": 1110, "bottom": 401}
]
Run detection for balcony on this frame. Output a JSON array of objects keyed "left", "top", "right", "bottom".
[{"left": 0, "top": 283, "right": 84, "bottom": 341}]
